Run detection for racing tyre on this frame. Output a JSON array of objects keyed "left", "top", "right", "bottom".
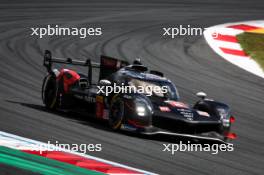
[
  {"left": 42, "top": 74, "right": 58, "bottom": 109},
  {"left": 109, "top": 96, "right": 124, "bottom": 130}
]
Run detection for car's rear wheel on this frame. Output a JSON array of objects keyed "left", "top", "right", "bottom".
[
  {"left": 109, "top": 96, "right": 124, "bottom": 130},
  {"left": 42, "top": 74, "right": 58, "bottom": 109}
]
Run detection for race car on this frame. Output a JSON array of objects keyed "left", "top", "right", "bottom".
[{"left": 42, "top": 50, "right": 236, "bottom": 143}]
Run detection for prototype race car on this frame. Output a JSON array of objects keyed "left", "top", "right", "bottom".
[{"left": 42, "top": 50, "right": 236, "bottom": 143}]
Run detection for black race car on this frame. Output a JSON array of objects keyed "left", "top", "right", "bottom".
[{"left": 42, "top": 50, "right": 236, "bottom": 143}]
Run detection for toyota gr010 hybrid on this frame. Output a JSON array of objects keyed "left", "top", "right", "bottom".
[{"left": 42, "top": 50, "right": 236, "bottom": 143}]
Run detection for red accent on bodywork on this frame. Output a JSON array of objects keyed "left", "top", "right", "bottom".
[
  {"left": 127, "top": 119, "right": 145, "bottom": 128},
  {"left": 96, "top": 96, "right": 104, "bottom": 119},
  {"left": 96, "top": 102, "right": 104, "bottom": 118},
  {"left": 225, "top": 132, "right": 237, "bottom": 139},
  {"left": 230, "top": 116, "right": 235, "bottom": 123},
  {"left": 57, "top": 69, "right": 80, "bottom": 92}
]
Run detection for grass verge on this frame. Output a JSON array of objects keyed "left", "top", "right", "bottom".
[{"left": 237, "top": 32, "right": 264, "bottom": 70}]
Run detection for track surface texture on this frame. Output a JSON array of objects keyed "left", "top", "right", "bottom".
[{"left": 0, "top": 0, "right": 264, "bottom": 175}]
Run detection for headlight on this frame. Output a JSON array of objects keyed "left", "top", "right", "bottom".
[
  {"left": 134, "top": 96, "right": 153, "bottom": 117},
  {"left": 136, "top": 106, "right": 146, "bottom": 116}
]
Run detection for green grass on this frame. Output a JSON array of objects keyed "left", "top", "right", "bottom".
[
  {"left": 237, "top": 32, "right": 264, "bottom": 70},
  {"left": 0, "top": 146, "right": 105, "bottom": 175}
]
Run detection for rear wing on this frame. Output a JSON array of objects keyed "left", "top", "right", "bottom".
[
  {"left": 43, "top": 50, "right": 129, "bottom": 83},
  {"left": 43, "top": 50, "right": 100, "bottom": 85}
]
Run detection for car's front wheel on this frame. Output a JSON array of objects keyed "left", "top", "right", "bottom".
[{"left": 109, "top": 96, "right": 124, "bottom": 130}]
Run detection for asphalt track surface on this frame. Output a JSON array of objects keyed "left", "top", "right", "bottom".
[
  {"left": 0, "top": 163, "right": 39, "bottom": 175},
  {"left": 0, "top": 0, "right": 264, "bottom": 174}
]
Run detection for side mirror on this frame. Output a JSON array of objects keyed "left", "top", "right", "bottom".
[
  {"left": 99, "top": 79, "right": 111, "bottom": 86},
  {"left": 196, "top": 92, "right": 207, "bottom": 99}
]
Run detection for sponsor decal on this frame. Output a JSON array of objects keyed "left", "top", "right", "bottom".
[
  {"left": 165, "top": 101, "right": 189, "bottom": 109},
  {"left": 176, "top": 109, "right": 193, "bottom": 120},
  {"left": 159, "top": 106, "right": 171, "bottom": 112},
  {"left": 197, "top": 110, "right": 210, "bottom": 117},
  {"left": 180, "top": 111, "right": 193, "bottom": 120}
]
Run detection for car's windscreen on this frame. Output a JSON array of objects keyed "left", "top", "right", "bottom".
[{"left": 128, "top": 78, "right": 179, "bottom": 100}]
